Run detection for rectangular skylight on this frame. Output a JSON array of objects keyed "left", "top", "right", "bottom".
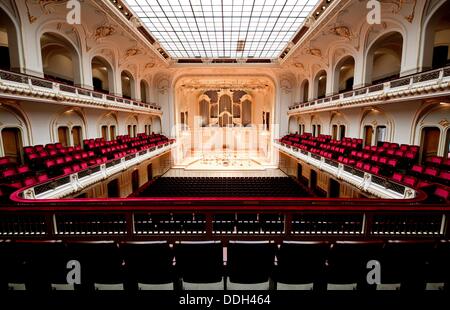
[{"left": 123, "top": 0, "right": 320, "bottom": 59}]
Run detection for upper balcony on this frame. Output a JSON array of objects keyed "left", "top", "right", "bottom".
[
  {"left": 289, "top": 66, "right": 450, "bottom": 114},
  {"left": 0, "top": 69, "right": 162, "bottom": 114}
]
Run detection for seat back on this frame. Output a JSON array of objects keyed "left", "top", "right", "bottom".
[
  {"left": 275, "top": 241, "right": 329, "bottom": 285},
  {"left": 120, "top": 241, "right": 174, "bottom": 288},
  {"left": 227, "top": 241, "right": 276, "bottom": 284},
  {"left": 175, "top": 240, "right": 223, "bottom": 284}
]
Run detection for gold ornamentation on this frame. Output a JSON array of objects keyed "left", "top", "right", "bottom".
[
  {"left": 329, "top": 26, "right": 352, "bottom": 40},
  {"left": 94, "top": 26, "right": 115, "bottom": 40},
  {"left": 304, "top": 48, "right": 322, "bottom": 57},
  {"left": 439, "top": 119, "right": 449, "bottom": 128}
]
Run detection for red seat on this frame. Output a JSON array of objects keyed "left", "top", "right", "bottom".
[
  {"left": 80, "top": 162, "right": 88, "bottom": 169},
  {"left": 62, "top": 167, "right": 73, "bottom": 174},
  {"left": 370, "top": 166, "right": 380, "bottom": 175},
  {"left": 8, "top": 181, "right": 23, "bottom": 189},
  {"left": 411, "top": 165, "right": 424, "bottom": 175},
  {"left": 44, "top": 159, "right": 56, "bottom": 169},
  {"left": 17, "top": 165, "right": 30, "bottom": 174},
  {"left": 424, "top": 167, "right": 439, "bottom": 178},
  {"left": 434, "top": 186, "right": 450, "bottom": 202},
  {"left": 71, "top": 164, "right": 81, "bottom": 172},
  {"left": 392, "top": 172, "right": 403, "bottom": 183},
  {"left": 438, "top": 171, "right": 450, "bottom": 183},
  {"left": 2, "top": 168, "right": 16, "bottom": 178},
  {"left": 387, "top": 159, "right": 398, "bottom": 168},
  {"left": 426, "top": 156, "right": 443, "bottom": 167},
  {"left": 37, "top": 174, "right": 49, "bottom": 182},
  {"left": 403, "top": 176, "right": 418, "bottom": 187},
  {"left": 355, "top": 161, "right": 364, "bottom": 170},
  {"left": 23, "top": 177, "right": 37, "bottom": 187}
]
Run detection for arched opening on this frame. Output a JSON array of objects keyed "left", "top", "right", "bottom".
[
  {"left": 54, "top": 110, "right": 85, "bottom": 147},
  {"left": 300, "top": 79, "right": 309, "bottom": 103},
  {"left": 121, "top": 70, "right": 135, "bottom": 99},
  {"left": 199, "top": 99, "right": 209, "bottom": 127},
  {"left": 1, "top": 127, "right": 22, "bottom": 164},
  {"left": 40, "top": 32, "right": 81, "bottom": 86},
  {"left": 242, "top": 99, "right": 252, "bottom": 127},
  {"left": 0, "top": 8, "right": 20, "bottom": 71},
  {"left": 365, "top": 32, "right": 403, "bottom": 85},
  {"left": 91, "top": 56, "right": 113, "bottom": 94},
  {"left": 422, "top": 1, "right": 450, "bottom": 70},
  {"left": 140, "top": 80, "right": 150, "bottom": 103},
  {"left": 420, "top": 127, "right": 441, "bottom": 162},
  {"left": 314, "top": 70, "right": 327, "bottom": 99},
  {"left": 152, "top": 116, "right": 162, "bottom": 134},
  {"left": 334, "top": 56, "right": 355, "bottom": 93}
]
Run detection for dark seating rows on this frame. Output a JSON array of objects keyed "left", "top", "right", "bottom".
[
  {"left": 140, "top": 177, "right": 309, "bottom": 197},
  {"left": 1, "top": 239, "right": 449, "bottom": 292}
]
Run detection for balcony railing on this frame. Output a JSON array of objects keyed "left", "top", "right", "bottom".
[
  {"left": 274, "top": 140, "right": 417, "bottom": 200},
  {"left": 289, "top": 66, "right": 450, "bottom": 111},
  {"left": 0, "top": 69, "right": 161, "bottom": 112}
]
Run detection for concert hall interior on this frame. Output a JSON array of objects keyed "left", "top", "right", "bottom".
[{"left": 0, "top": 0, "right": 449, "bottom": 295}]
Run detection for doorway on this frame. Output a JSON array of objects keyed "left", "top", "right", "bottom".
[
  {"left": 131, "top": 170, "right": 139, "bottom": 193},
  {"left": 147, "top": 163, "right": 153, "bottom": 181},
  {"left": 329, "top": 178, "right": 340, "bottom": 198},
  {"left": 107, "top": 179, "right": 120, "bottom": 198},
  {"left": 364, "top": 125, "right": 373, "bottom": 147},
  {"left": 420, "top": 127, "right": 440, "bottom": 163},
  {"left": 1, "top": 127, "right": 22, "bottom": 164}
]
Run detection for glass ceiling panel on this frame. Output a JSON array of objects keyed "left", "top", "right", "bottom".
[{"left": 124, "top": 0, "right": 320, "bottom": 59}]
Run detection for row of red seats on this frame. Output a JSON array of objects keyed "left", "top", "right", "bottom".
[{"left": 280, "top": 133, "right": 449, "bottom": 200}]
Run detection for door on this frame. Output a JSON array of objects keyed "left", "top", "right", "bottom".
[
  {"left": 310, "top": 170, "right": 317, "bottom": 190},
  {"left": 1, "top": 128, "right": 22, "bottom": 164},
  {"left": 107, "top": 179, "right": 120, "bottom": 198},
  {"left": 58, "top": 126, "right": 69, "bottom": 147},
  {"left": 101, "top": 125, "right": 108, "bottom": 140},
  {"left": 147, "top": 163, "right": 153, "bottom": 181},
  {"left": 421, "top": 127, "right": 440, "bottom": 163},
  {"left": 72, "top": 126, "right": 82, "bottom": 147},
  {"left": 329, "top": 178, "right": 340, "bottom": 198},
  {"left": 332, "top": 125, "right": 338, "bottom": 140},
  {"left": 364, "top": 125, "right": 373, "bottom": 147},
  {"left": 131, "top": 170, "right": 139, "bottom": 192},
  {"left": 110, "top": 126, "right": 116, "bottom": 140}
]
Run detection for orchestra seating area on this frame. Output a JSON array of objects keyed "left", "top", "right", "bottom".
[
  {"left": 280, "top": 133, "right": 450, "bottom": 201},
  {"left": 138, "top": 177, "right": 311, "bottom": 197},
  {"left": 0, "top": 133, "right": 170, "bottom": 191},
  {"left": 0, "top": 239, "right": 449, "bottom": 292}
]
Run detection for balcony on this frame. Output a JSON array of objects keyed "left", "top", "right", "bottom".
[
  {"left": 274, "top": 140, "right": 417, "bottom": 200},
  {"left": 0, "top": 69, "right": 162, "bottom": 113},
  {"left": 15, "top": 140, "right": 175, "bottom": 200},
  {"left": 289, "top": 66, "right": 450, "bottom": 113}
]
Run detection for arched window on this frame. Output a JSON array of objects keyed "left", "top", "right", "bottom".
[
  {"left": 140, "top": 80, "right": 149, "bottom": 103},
  {"left": 334, "top": 56, "right": 355, "bottom": 93},
  {"left": 41, "top": 32, "right": 81, "bottom": 85},
  {"left": 301, "top": 80, "right": 309, "bottom": 103},
  {"left": 365, "top": 32, "right": 403, "bottom": 85},
  {"left": 242, "top": 99, "right": 251, "bottom": 127},
  {"left": 421, "top": 1, "right": 450, "bottom": 70},
  {"left": 121, "top": 70, "right": 135, "bottom": 99},
  {"left": 0, "top": 8, "right": 21, "bottom": 71},
  {"left": 314, "top": 70, "right": 327, "bottom": 99},
  {"left": 92, "top": 56, "right": 113, "bottom": 94},
  {"left": 199, "top": 99, "right": 209, "bottom": 127}
]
